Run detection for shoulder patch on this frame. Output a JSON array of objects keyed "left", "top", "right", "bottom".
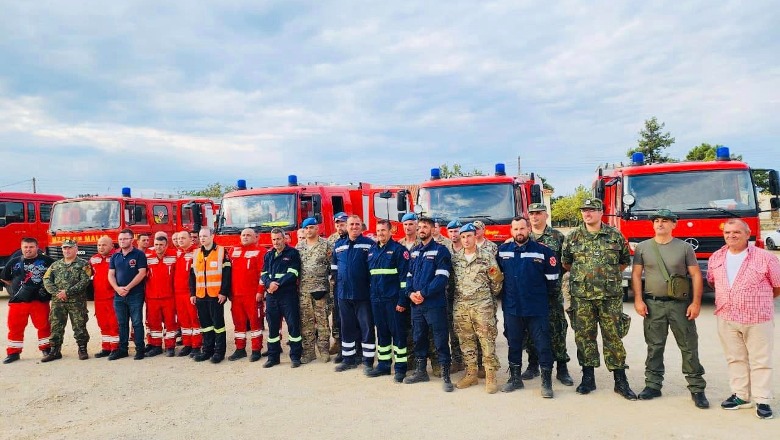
[{"left": 549, "top": 256, "right": 557, "bottom": 267}]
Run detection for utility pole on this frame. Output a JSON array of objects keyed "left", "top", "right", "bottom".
[
  {"left": 32, "top": 177, "right": 37, "bottom": 193},
  {"left": 517, "top": 155, "right": 522, "bottom": 175}
]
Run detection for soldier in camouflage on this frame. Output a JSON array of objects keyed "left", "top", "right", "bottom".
[
  {"left": 561, "top": 198, "right": 637, "bottom": 400},
  {"left": 297, "top": 217, "right": 334, "bottom": 363},
  {"left": 451, "top": 223, "right": 504, "bottom": 393},
  {"left": 42, "top": 239, "right": 92, "bottom": 362},
  {"left": 473, "top": 221, "right": 498, "bottom": 256},
  {"left": 521, "top": 203, "right": 573, "bottom": 386},
  {"left": 327, "top": 212, "right": 349, "bottom": 360}
]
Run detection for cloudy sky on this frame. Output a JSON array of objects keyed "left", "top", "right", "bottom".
[{"left": 1, "top": 1, "right": 778, "bottom": 198}]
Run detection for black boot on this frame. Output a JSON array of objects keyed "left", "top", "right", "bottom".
[
  {"left": 521, "top": 359, "right": 540, "bottom": 380},
  {"left": 94, "top": 349, "right": 111, "bottom": 358},
  {"left": 541, "top": 368, "right": 554, "bottom": 398},
  {"left": 613, "top": 369, "right": 637, "bottom": 401},
  {"left": 441, "top": 363, "right": 454, "bottom": 392},
  {"left": 501, "top": 363, "right": 524, "bottom": 393},
  {"left": 249, "top": 350, "right": 262, "bottom": 362},
  {"left": 403, "top": 358, "right": 430, "bottom": 384},
  {"left": 576, "top": 366, "right": 596, "bottom": 395},
  {"left": 228, "top": 348, "right": 247, "bottom": 361},
  {"left": 41, "top": 347, "right": 63, "bottom": 363},
  {"left": 556, "top": 362, "right": 574, "bottom": 386},
  {"left": 177, "top": 346, "right": 192, "bottom": 357},
  {"left": 78, "top": 345, "right": 89, "bottom": 360}
]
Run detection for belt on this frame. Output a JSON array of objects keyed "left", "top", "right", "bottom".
[{"left": 643, "top": 294, "right": 675, "bottom": 302}]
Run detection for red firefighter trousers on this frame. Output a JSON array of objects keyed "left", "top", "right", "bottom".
[
  {"left": 147, "top": 297, "right": 178, "bottom": 349},
  {"left": 7, "top": 301, "right": 51, "bottom": 355},
  {"left": 230, "top": 295, "right": 265, "bottom": 351},
  {"left": 94, "top": 299, "right": 119, "bottom": 351},
  {"left": 175, "top": 294, "right": 202, "bottom": 348}
]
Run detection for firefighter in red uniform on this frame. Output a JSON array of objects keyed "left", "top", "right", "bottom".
[
  {"left": 227, "top": 228, "right": 266, "bottom": 362},
  {"left": 145, "top": 236, "right": 179, "bottom": 357},
  {"left": 90, "top": 235, "right": 119, "bottom": 357},
  {"left": 174, "top": 231, "right": 202, "bottom": 357}
]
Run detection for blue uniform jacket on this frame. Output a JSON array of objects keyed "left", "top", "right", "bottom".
[
  {"left": 368, "top": 239, "right": 410, "bottom": 307},
  {"left": 406, "top": 239, "right": 452, "bottom": 309},
  {"left": 261, "top": 245, "right": 301, "bottom": 296},
  {"left": 497, "top": 240, "right": 559, "bottom": 317},
  {"left": 331, "top": 235, "right": 373, "bottom": 301}
]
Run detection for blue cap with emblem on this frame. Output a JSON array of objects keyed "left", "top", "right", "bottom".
[
  {"left": 301, "top": 217, "right": 318, "bottom": 228},
  {"left": 401, "top": 213, "right": 418, "bottom": 222},
  {"left": 334, "top": 212, "right": 348, "bottom": 222},
  {"left": 447, "top": 219, "right": 462, "bottom": 229},
  {"left": 459, "top": 223, "right": 477, "bottom": 234}
]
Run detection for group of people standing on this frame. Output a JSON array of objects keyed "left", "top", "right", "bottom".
[{"left": 2, "top": 199, "right": 778, "bottom": 419}]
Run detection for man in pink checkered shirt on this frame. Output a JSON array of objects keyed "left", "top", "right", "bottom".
[{"left": 707, "top": 218, "right": 780, "bottom": 420}]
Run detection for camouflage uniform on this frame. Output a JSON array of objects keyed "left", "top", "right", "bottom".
[
  {"left": 296, "top": 237, "right": 333, "bottom": 361},
  {"left": 434, "top": 235, "right": 453, "bottom": 249},
  {"left": 478, "top": 239, "right": 498, "bottom": 256},
  {"left": 327, "top": 232, "right": 344, "bottom": 341},
  {"left": 451, "top": 247, "right": 503, "bottom": 370},
  {"left": 43, "top": 258, "right": 92, "bottom": 350},
  {"left": 525, "top": 226, "right": 570, "bottom": 364},
  {"left": 561, "top": 224, "right": 631, "bottom": 370}
]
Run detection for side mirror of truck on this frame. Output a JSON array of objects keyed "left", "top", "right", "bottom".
[
  {"left": 530, "top": 184, "right": 542, "bottom": 204},
  {"left": 769, "top": 170, "right": 780, "bottom": 196},
  {"left": 396, "top": 190, "right": 408, "bottom": 212},
  {"left": 771, "top": 197, "right": 780, "bottom": 211},
  {"left": 594, "top": 180, "right": 605, "bottom": 201}
]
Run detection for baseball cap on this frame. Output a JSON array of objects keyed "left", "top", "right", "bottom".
[
  {"left": 446, "top": 219, "right": 462, "bottom": 229},
  {"left": 472, "top": 220, "right": 485, "bottom": 229},
  {"left": 528, "top": 203, "right": 547, "bottom": 212},
  {"left": 334, "top": 212, "right": 348, "bottom": 222},
  {"left": 649, "top": 209, "right": 678, "bottom": 221},
  {"left": 401, "top": 213, "right": 418, "bottom": 222},
  {"left": 301, "top": 217, "right": 318, "bottom": 228},
  {"left": 459, "top": 223, "right": 477, "bottom": 234},
  {"left": 579, "top": 199, "right": 603, "bottom": 210},
  {"left": 61, "top": 239, "right": 77, "bottom": 248}
]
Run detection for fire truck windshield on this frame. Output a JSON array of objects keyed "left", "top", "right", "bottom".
[
  {"left": 49, "top": 200, "right": 121, "bottom": 231},
  {"left": 219, "top": 194, "right": 297, "bottom": 232},
  {"left": 418, "top": 183, "right": 515, "bottom": 223},
  {"left": 624, "top": 169, "right": 757, "bottom": 216}
]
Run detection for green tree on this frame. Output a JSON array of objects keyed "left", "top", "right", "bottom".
[
  {"left": 685, "top": 143, "right": 742, "bottom": 161},
  {"left": 551, "top": 185, "right": 590, "bottom": 224},
  {"left": 439, "top": 163, "right": 484, "bottom": 178},
  {"left": 627, "top": 117, "right": 675, "bottom": 163},
  {"left": 538, "top": 175, "right": 554, "bottom": 192},
  {"left": 179, "top": 182, "right": 237, "bottom": 198}
]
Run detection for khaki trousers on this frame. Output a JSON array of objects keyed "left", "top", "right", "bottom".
[{"left": 717, "top": 317, "right": 774, "bottom": 404}]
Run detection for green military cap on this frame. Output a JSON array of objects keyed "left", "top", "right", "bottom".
[
  {"left": 579, "top": 198, "right": 603, "bottom": 210},
  {"left": 528, "top": 203, "right": 547, "bottom": 212},
  {"left": 61, "top": 239, "right": 78, "bottom": 248},
  {"left": 649, "top": 209, "right": 678, "bottom": 221}
]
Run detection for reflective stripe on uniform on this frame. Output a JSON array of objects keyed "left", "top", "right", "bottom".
[
  {"left": 214, "top": 327, "right": 226, "bottom": 334},
  {"left": 370, "top": 268, "right": 398, "bottom": 275},
  {"left": 267, "top": 335, "right": 280, "bottom": 343},
  {"left": 520, "top": 252, "right": 545, "bottom": 259},
  {"left": 435, "top": 269, "right": 450, "bottom": 277},
  {"left": 288, "top": 335, "right": 302, "bottom": 342},
  {"left": 201, "top": 326, "right": 215, "bottom": 333}
]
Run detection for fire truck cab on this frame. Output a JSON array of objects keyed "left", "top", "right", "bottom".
[
  {"left": 46, "top": 188, "right": 216, "bottom": 259},
  {"left": 593, "top": 147, "right": 780, "bottom": 297},
  {"left": 0, "top": 192, "right": 65, "bottom": 291},
  {"left": 409, "top": 163, "right": 542, "bottom": 244},
  {"left": 216, "top": 177, "right": 411, "bottom": 249}
]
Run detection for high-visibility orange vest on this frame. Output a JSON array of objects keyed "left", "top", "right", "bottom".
[{"left": 193, "top": 246, "right": 225, "bottom": 298}]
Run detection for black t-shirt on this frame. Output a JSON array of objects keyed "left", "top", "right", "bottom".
[{"left": 1, "top": 254, "right": 55, "bottom": 302}]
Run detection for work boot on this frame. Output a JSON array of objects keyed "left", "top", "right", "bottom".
[
  {"left": 521, "top": 361, "right": 540, "bottom": 380},
  {"left": 189, "top": 347, "right": 201, "bottom": 359},
  {"left": 541, "top": 368, "right": 554, "bottom": 398},
  {"left": 456, "top": 367, "right": 479, "bottom": 389},
  {"left": 41, "top": 348, "right": 51, "bottom": 357},
  {"left": 450, "top": 358, "right": 465, "bottom": 374},
  {"left": 291, "top": 359, "right": 302, "bottom": 368},
  {"left": 228, "top": 349, "right": 247, "bottom": 361},
  {"left": 329, "top": 341, "right": 341, "bottom": 355},
  {"left": 576, "top": 366, "right": 596, "bottom": 395},
  {"left": 210, "top": 354, "right": 224, "bottom": 364},
  {"left": 146, "top": 346, "right": 163, "bottom": 357},
  {"left": 404, "top": 359, "right": 430, "bottom": 384},
  {"left": 193, "top": 351, "right": 212, "bottom": 362},
  {"left": 301, "top": 353, "right": 316, "bottom": 364},
  {"left": 41, "top": 347, "right": 63, "bottom": 363},
  {"left": 263, "top": 358, "right": 280, "bottom": 368},
  {"left": 556, "top": 362, "right": 574, "bottom": 386},
  {"left": 249, "top": 350, "right": 262, "bottom": 362},
  {"left": 441, "top": 363, "right": 454, "bottom": 392},
  {"left": 394, "top": 371, "right": 406, "bottom": 383},
  {"left": 165, "top": 348, "right": 175, "bottom": 357},
  {"left": 94, "top": 349, "right": 111, "bottom": 358},
  {"left": 613, "top": 369, "right": 637, "bottom": 401},
  {"left": 477, "top": 366, "right": 486, "bottom": 379},
  {"left": 485, "top": 368, "right": 499, "bottom": 394},
  {"left": 501, "top": 363, "right": 524, "bottom": 393},
  {"left": 366, "top": 364, "right": 392, "bottom": 377},
  {"left": 177, "top": 346, "right": 192, "bottom": 357},
  {"left": 432, "top": 362, "right": 442, "bottom": 378},
  {"left": 78, "top": 345, "right": 89, "bottom": 361},
  {"left": 107, "top": 350, "right": 128, "bottom": 361},
  {"left": 334, "top": 352, "right": 344, "bottom": 364},
  {"left": 3, "top": 353, "right": 20, "bottom": 364},
  {"left": 334, "top": 359, "right": 357, "bottom": 372}
]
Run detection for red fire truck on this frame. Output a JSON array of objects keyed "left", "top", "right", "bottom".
[
  {"left": 1, "top": 192, "right": 66, "bottom": 290},
  {"left": 215, "top": 177, "right": 411, "bottom": 248},
  {"left": 593, "top": 147, "right": 780, "bottom": 297},
  {"left": 46, "top": 188, "right": 217, "bottom": 259},
  {"left": 408, "top": 163, "right": 542, "bottom": 243}
]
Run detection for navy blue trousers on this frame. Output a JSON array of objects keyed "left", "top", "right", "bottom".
[
  {"left": 372, "top": 300, "right": 408, "bottom": 374},
  {"left": 504, "top": 313, "right": 553, "bottom": 369},
  {"left": 412, "top": 305, "right": 451, "bottom": 365},
  {"left": 266, "top": 292, "right": 302, "bottom": 362},
  {"left": 338, "top": 298, "right": 375, "bottom": 366}
]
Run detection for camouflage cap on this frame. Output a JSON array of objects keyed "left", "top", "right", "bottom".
[
  {"left": 472, "top": 220, "right": 486, "bottom": 229},
  {"left": 61, "top": 239, "right": 77, "bottom": 248},
  {"left": 528, "top": 203, "right": 547, "bottom": 212},
  {"left": 649, "top": 209, "right": 678, "bottom": 221},
  {"left": 579, "top": 198, "right": 603, "bottom": 210}
]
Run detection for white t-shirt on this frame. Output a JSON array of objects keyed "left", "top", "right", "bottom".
[{"left": 726, "top": 249, "right": 748, "bottom": 287}]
